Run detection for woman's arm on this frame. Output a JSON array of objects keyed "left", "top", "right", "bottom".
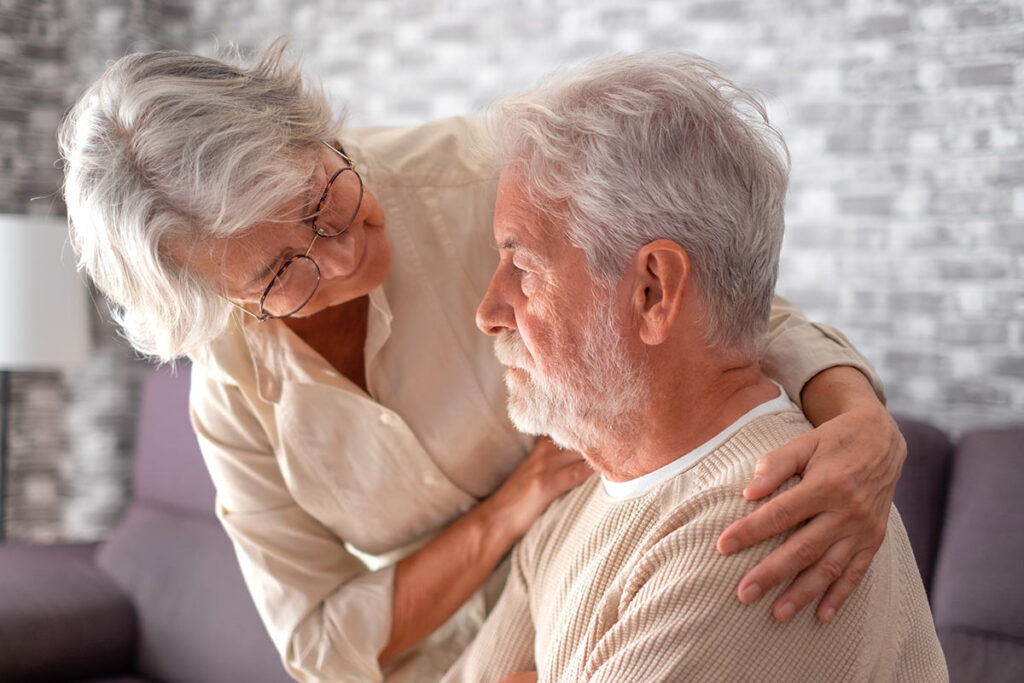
[
  {"left": 191, "top": 362, "right": 588, "bottom": 680},
  {"left": 717, "top": 297, "right": 904, "bottom": 623},
  {"left": 380, "top": 438, "right": 590, "bottom": 664}
]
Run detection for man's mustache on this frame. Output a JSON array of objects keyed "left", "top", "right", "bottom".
[{"left": 494, "top": 332, "right": 529, "bottom": 369}]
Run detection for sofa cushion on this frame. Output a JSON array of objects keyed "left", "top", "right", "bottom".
[
  {"left": 133, "top": 361, "right": 216, "bottom": 517},
  {"left": 96, "top": 503, "right": 292, "bottom": 683},
  {"left": 931, "top": 426, "right": 1024, "bottom": 643},
  {"left": 0, "top": 542, "right": 135, "bottom": 681},
  {"left": 938, "top": 629, "right": 1024, "bottom": 683},
  {"left": 893, "top": 416, "right": 954, "bottom": 593}
]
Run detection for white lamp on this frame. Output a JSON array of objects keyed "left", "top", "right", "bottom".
[{"left": 0, "top": 214, "right": 92, "bottom": 542}]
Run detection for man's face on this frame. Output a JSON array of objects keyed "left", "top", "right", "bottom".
[{"left": 476, "top": 171, "right": 647, "bottom": 451}]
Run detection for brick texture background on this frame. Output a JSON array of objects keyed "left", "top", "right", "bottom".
[{"left": 1, "top": 0, "right": 1021, "bottom": 541}]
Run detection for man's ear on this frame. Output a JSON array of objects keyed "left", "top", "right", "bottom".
[{"left": 629, "top": 239, "right": 690, "bottom": 346}]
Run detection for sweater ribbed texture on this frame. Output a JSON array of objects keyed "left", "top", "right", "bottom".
[{"left": 444, "top": 409, "right": 948, "bottom": 682}]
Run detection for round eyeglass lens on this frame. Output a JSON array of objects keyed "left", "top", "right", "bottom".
[
  {"left": 315, "top": 167, "right": 363, "bottom": 238},
  {"left": 262, "top": 256, "right": 320, "bottom": 317}
]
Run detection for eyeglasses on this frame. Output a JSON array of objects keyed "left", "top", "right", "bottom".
[{"left": 228, "top": 141, "right": 364, "bottom": 321}]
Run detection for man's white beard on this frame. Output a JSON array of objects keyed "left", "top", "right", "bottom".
[{"left": 493, "top": 295, "right": 648, "bottom": 453}]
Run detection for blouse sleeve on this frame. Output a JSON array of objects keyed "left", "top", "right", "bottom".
[
  {"left": 763, "top": 295, "right": 886, "bottom": 407},
  {"left": 189, "top": 363, "right": 394, "bottom": 682}
]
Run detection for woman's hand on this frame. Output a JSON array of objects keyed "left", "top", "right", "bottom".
[
  {"left": 716, "top": 366, "right": 905, "bottom": 623},
  {"left": 484, "top": 436, "right": 593, "bottom": 542}
]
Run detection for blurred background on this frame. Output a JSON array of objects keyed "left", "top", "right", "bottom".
[{"left": 1, "top": 0, "right": 1021, "bottom": 543}]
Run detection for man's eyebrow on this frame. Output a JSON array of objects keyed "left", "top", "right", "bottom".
[{"left": 496, "top": 236, "right": 542, "bottom": 260}]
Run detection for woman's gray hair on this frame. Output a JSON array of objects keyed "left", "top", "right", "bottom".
[
  {"left": 59, "top": 38, "right": 339, "bottom": 360},
  {"left": 486, "top": 52, "right": 790, "bottom": 355}
]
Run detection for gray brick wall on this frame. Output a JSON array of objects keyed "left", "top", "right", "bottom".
[
  {"left": 191, "top": 0, "right": 1024, "bottom": 437},
  {"left": 0, "top": 0, "right": 190, "bottom": 542},
  {"left": 1, "top": 0, "right": 1021, "bottom": 541}
]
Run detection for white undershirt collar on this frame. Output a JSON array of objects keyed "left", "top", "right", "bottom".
[{"left": 601, "top": 381, "right": 793, "bottom": 500}]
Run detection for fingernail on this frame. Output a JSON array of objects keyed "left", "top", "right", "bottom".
[
  {"left": 776, "top": 602, "right": 796, "bottom": 621},
  {"left": 749, "top": 475, "right": 764, "bottom": 490},
  {"left": 719, "top": 538, "right": 740, "bottom": 555},
  {"left": 739, "top": 583, "right": 762, "bottom": 604},
  {"left": 821, "top": 607, "right": 836, "bottom": 623}
]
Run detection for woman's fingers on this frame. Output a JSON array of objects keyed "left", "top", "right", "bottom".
[
  {"left": 718, "top": 475, "right": 823, "bottom": 557},
  {"left": 814, "top": 547, "right": 877, "bottom": 622},
  {"left": 741, "top": 432, "right": 816, "bottom": 501},
  {"left": 730, "top": 501, "right": 832, "bottom": 605},
  {"left": 488, "top": 437, "right": 590, "bottom": 539},
  {"left": 762, "top": 527, "right": 854, "bottom": 620},
  {"left": 552, "top": 458, "right": 594, "bottom": 493}
]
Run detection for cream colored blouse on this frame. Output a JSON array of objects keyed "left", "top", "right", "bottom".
[{"left": 188, "top": 116, "right": 884, "bottom": 682}]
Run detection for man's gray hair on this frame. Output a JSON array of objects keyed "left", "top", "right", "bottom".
[
  {"left": 59, "top": 39, "right": 339, "bottom": 360},
  {"left": 487, "top": 53, "right": 790, "bottom": 355}
]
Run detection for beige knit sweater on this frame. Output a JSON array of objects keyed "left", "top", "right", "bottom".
[{"left": 443, "top": 408, "right": 947, "bottom": 682}]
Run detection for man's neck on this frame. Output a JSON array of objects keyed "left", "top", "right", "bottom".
[{"left": 586, "top": 362, "right": 780, "bottom": 482}]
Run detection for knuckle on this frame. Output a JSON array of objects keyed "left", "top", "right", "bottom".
[
  {"left": 834, "top": 471, "right": 859, "bottom": 499},
  {"left": 895, "top": 432, "right": 908, "bottom": 458},
  {"left": 842, "top": 563, "right": 867, "bottom": 587},
  {"left": 792, "top": 541, "right": 822, "bottom": 568},
  {"left": 817, "top": 556, "right": 846, "bottom": 583},
  {"left": 766, "top": 501, "right": 795, "bottom": 532}
]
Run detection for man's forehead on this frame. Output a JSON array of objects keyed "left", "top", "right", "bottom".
[{"left": 493, "top": 170, "right": 559, "bottom": 256}]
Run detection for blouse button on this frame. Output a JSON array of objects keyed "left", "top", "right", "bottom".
[{"left": 379, "top": 411, "right": 394, "bottom": 425}]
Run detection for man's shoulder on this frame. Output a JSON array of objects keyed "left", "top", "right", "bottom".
[
  {"left": 626, "top": 409, "right": 813, "bottom": 570},
  {"left": 654, "top": 407, "right": 811, "bottom": 507}
]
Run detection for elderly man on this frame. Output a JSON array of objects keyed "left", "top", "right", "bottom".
[{"left": 443, "top": 54, "right": 946, "bottom": 682}]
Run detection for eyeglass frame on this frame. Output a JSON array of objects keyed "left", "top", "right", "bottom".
[{"left": 225, "top": 140, "right": 364, "bottom": 322}]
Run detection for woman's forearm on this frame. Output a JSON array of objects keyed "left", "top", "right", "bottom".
[
  {"left": 379, "top": 494, "right": 519, "bottom": 664},
  {"left": 378, "top": 438, "right": 591, "bottom": 665},
  {"left": 799, "top": 365, "right": 883, "bottom": 426}
]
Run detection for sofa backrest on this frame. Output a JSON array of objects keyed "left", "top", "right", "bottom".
[
  {"left": 96, "top": 362, "right": 292, "bottom": 683},
  {"left": 893, "top": 416, "right": 954, "bottom": 593},
  {"left": 929, "top": 426, "right": 1024, "bottom": 683},
  {"left": 131, "top": 361, "right": 216, "bottom": 515},
  {"left": 895, "top": 416, "right": 1024, "bottom": 683}
]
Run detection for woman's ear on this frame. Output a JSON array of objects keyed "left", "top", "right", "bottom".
[{"left": 629, "top": 239, "right": 690, "bottom": 346}]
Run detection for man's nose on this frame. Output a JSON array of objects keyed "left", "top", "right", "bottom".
[{"left": 476, "top": 268, "right": 515, "bottom": 335}]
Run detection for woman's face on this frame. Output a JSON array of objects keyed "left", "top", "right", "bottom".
[{"left": 190, "top": 145, "right": 391, "bottom": 318}]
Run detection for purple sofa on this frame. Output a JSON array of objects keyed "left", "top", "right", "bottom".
[
  {"left": 0, "top": 364, "right": 1021, "bottom": 681},
  {"left": 893, "top": 417, "right": 1024, "bottom": 683},
  {"left": 0, "top": 363, "right": 291, "bottom": 682}
]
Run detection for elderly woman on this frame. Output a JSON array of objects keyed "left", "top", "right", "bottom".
[{"left": 59, "top": 42, "right": 904, "bottom": 682}]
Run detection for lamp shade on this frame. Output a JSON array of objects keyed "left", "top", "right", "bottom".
[{"left": 0, "top": 214, "right": 91, "bottom": 370}]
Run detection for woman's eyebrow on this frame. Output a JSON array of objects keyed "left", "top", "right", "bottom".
[
  {"left": 299, "top": 162, "right": 325, "bottom": 221},
  {"left": 243, "top": 246, "right": 292, "bottom": 291},
  {"left": 241, "top": 156, "right": 324, "bottom": 290}
]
